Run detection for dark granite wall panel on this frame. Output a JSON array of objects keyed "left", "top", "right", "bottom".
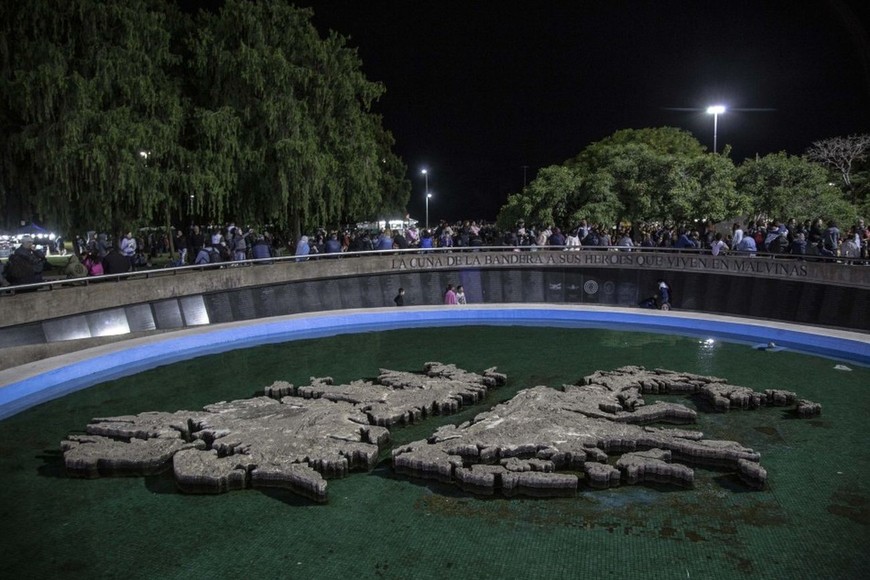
[
  {"left": 0, "top": 322, "right": 46, "bottom": 348},
  {"left": 458, "top": 269, "right": 484, "bottom": 304},
  {"left": 500, "top": 269, "right": 525, "bottom": 303},
  {"left": 179, "top": 296, "right": 209, "bottom": 326},
  {"left": 204, "top": 293, "right": 234, "bottom": 324},
  {"left": 152, "top": 300, "right": 184, "bottom": 329},
  {"left": 86, "top": 308, "right": 130, "bottom": 337},
  {"left": 230, "top": 289, "right": 257, "bottom": 321},
  {"left": 126, "top": 304, "right": 157, "bottom": 332},
  {"left": 522, "top": 269, "right": 546, "bottom": 303},
  {"left": 297, "top": 280, "right": 326, "bottom": 313},
  {"left": 43, "top": 315, "right": 92, "bottom": 342}
]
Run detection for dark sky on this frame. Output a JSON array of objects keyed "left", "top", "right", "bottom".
[{"left": 299, "top": 0, "right": 870, "bottom": 223}]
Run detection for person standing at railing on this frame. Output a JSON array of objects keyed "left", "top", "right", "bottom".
[
  {"left": 324, "top": 232, "right": 343, "bottom": 256},
  {"left": 231, "top": 228, "right": 250, "bottom": 261},
  {"left": 710, "top": 233, "right": 728, "bottom": 256},
  {"left": 3, "top": 236, "right": 47, "bottom": 286},
  {"left": 616, "top": 230, "right": 634, "bottom": 251},
  {"left": 375, "top": 229, "right": 394, "bottom": 252},
  {"left": 189, "top": 226, "right": 204, "bottom": 263},
  {"left": 103, "top": 243, "right": 131, "bottom": 274},
  {"left": 174, "top": 230, "right": 188, "bottom": 264},
  {"left": 294, "top": 235, "right": 311, "bottom": 261},
  {"left": 820, "top": 221, "right": 840, "bottom": 258},
  {"left": 790, "top": 232, "right": 808, "bottom": 256},
  {"left": 736, "top": 234, "right": 757, "bottom": 256},
  {"left": 675, "top": 229, "right": 698, "bottom": 250},
  {"left": 420, "top": 230, "right": 434, "bottom": 251},
  {"left": 120, "top": 231, "right": 137, "bottom": 269}
]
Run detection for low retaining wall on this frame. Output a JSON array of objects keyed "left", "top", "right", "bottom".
[
  {"left": 1, "top": 251, "right": 868, "bottom": 351},
  {"left": 1, "top": 305, "right": 868, "bottom": 420}
]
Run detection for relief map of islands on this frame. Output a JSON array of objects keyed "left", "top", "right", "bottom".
[{"left": 61, "top": 363, "right": 822, "bottom": 502}]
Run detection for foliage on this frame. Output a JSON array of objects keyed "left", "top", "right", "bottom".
[
  {"left": 0, "top": 0, "right": 185, "bottom": 235},
  {"left": 499, "top": 127, "right": 742, "bottom": 230},
  {"left": 735, "top": 152, "right": 855, "bottom": 224},
  {"left": 0, "top": 0, "right": 409, "bottom": 236},
  {"left": 496, "top": 165, "right": 582, "bottom": 230}
]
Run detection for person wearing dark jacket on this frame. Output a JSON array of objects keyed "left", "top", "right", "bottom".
[
  {"left": 102, "top": 246, "right": 132, "bottom": 274},
  {"left": 4, "top": 236, "right": 47, "bottom": 286}
]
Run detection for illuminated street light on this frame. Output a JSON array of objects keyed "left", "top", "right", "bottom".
[
  {"left": 421, "top": 169, "right": 430, "bottom": 229},
  {"left": 706, "top": 105, "right": 726, "bottom": 153}
]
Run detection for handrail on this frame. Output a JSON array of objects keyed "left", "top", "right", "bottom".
[{"left": 0, "top": 243, "right": 856, "bottom": 295}]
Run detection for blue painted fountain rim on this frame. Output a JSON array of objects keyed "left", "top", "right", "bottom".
[{"left": 1, "top": 305, "right": 867, "bottom": 421}]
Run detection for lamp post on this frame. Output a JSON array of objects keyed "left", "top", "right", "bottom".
[
  {"left": 706, "top": 105, "right": 726, "bottom": 153},
  {"left": 421, "top": 169, "right": 430, "bottom": 229}
]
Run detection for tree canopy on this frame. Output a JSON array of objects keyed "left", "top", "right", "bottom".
[
  {"left": 498, "top": 128, "right": 743, "bottom": 231},
  {"left": 497, "top": 127, "right": 859, "bottom": 232},
  {"left": 0, "top": 0, "right": 410, "bottom": 235}
]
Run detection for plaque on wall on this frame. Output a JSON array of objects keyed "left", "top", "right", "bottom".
[
  {"left": 86, "top": 308, "right": 131, "bottom": 337},
  {"left": 180, "top": 296, "right": 210, "bottom": 326},
  {"left": 204, "top": 293, "right": 234, "bottom": 324},
  {"left": 544, "top": 270, "right": 565, "bottom": 302},
  {"left": 0, "top": 323, "right": 46, "bottom": 349},
  {"left": 126, "top": 304, "right": 157, "bottom": 332},
  {"left": 44, "top": 315, "right": 92, "bottom": 342},
  {"left": 231, "top": 289, "right": 257, "bottom": 321},
  {"left": 152, "top": 300, "right": 184, "bottom": 329},
  {"left": 564, "top": 271, "right": 584, "bottom": 303}
]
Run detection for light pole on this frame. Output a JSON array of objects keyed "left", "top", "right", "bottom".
[
  {"left": 421, "top": 169, "right": 430, "bottom": 229},
  {"left": 706, "top": 105, "right": 726, "bottom": 153}
]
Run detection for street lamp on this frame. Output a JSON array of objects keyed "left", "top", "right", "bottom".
[
  {"left": 706, "top": 105, "right": 726, "bottom": 153},
  {"left": 421, "top": 169, "right": 430, "bottom": 229}
]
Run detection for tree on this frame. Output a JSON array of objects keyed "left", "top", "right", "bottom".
[
  {"left": 187, "top": 1, "right": 409, "bottom": 236},
  {"left": 736, "top": 152, "right": 855, "bottom": 225},
  {"left": 805, "top": 134, "right": 870, "bottom": 196},
  {"left": 498, "top": 127, "right": 739, "bottom": 231},
  {"left": 0, "top": 0, "right": 409, "bottom": 237},
  {"left": 496, "top": 165, "right": 583, "bottom": 230},
  {"left": 0, "top": 0, "right": 186, "bottom": 235}
]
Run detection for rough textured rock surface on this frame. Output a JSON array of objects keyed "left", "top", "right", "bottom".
[
  {"left": 393, "top": 366, "right": 780, "bottom": 497},
  {"left": 615, "top": 448, "right": 694, "bottom": 487},
  {"left": 796, "top": 399, "right": 822, "bottom": 418},
  {"left": 62, "top": 364, "right": 812, "bottom": 501},
  {"left": 61, "top": 363, "right": 504, "bottom": 502}
]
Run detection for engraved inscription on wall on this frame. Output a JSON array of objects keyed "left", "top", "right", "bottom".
[{"left": 390, "top": 251, "right": 810, "bottom": 279}]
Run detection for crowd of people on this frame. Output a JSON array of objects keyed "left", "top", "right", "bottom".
[
  {"left": 289, "top": 216, "right": 868, "bottom": 261},
  {"left": 2, "top": 214, "right": 867, "bottom": 290}
]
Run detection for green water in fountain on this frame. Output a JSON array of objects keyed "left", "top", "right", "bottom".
[{"left": 0, "top": 326, "right": 867, "bottom": 579}]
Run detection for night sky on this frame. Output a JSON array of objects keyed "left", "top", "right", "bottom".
[{"left": 300, "top": 1, "right": 870, "bottom": 223}]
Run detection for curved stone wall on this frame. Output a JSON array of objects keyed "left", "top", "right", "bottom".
[{"left": 0, "top": 250, "right": 868, "bottom": 350}]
